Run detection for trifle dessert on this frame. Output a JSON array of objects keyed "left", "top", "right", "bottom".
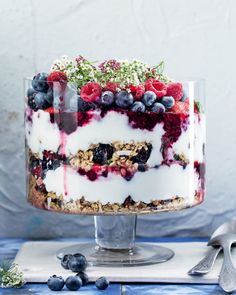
[{"left": 25, "top": 56, "right": 205, "bottom": 214}]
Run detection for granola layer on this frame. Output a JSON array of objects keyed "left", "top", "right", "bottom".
[{"left": 28, "top": 176, "right": 203, "bottom": 215}]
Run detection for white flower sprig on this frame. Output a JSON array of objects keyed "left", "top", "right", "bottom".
[
  {"left": 50, "top": 56, "right": 171, "bottom": 89},
  {"left": 0, "top": 260, "right": 25, "bottom": 289}
]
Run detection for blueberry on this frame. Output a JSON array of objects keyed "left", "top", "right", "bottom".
[
  {"left": 130, "top": 101, "right": 146, "bottom": 112},
  {"left": 100, "top": 91, "right": 115, "bottom": 106},
  {"left": 34, "top": 92, "right": 51, "bottom": 109},
  {"left": 95, "top": 276, "right": 109, "bottom": 290},
  {"left": 151, "top": 102, "right": 165, "bottom": 114},
  {"left": 131, "top": 144, "right": 152, "bottom": 163},
  {"left": 47, "top": 275, "right": 64, "bottom": 291},
  {"left": 92, "top": 144, "right": 114, "bottom": 165},
  {"left": 65, "top": 275, "right": 82, "bottom": 291},
  {"left": 142, "top": 91, "right": 156, "bottom": 107},
  {"left": 61, "top": 254, "right": 73, "bottom": 270},
  {"left": 115, "top": 91, "right": 134, "bottom": 109},
  {"left": 69, "top": 95, "right": 96, "bottom": 112},
  {"left": 27, "top": 88, "right": 37, "bottom": 99},
  {"left": 27, "top": 96, "right": 38, "bottom": 111},
  {"left": 137, "top": 163, "right": 147, "bottom": 172},
  {"left": 32, "top": 72, "right": 49, "bottom": 92},
  {"left": 45, "top": 87, "right": 54, "bottom": 104},
  {"left": 180, "top": 90, "right": 188, "bottom": 102},
  {"left": 161, "top": 96, "right": 175, "bottom": 109},
  {"left": 68, "top": 254, "right": 88, "bottom": 272},
  {"left": 76, "top": 271, "right": 89, "bottom": 286}
]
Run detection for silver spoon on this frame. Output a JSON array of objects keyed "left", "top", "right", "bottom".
[
  {"left": 188, "top": 220, "right": 236, "bottom": 275},
  {"left": 208, "top": 233, "right": 236, "bottom": 293}
]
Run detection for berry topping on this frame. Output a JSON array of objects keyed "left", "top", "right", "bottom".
[
  {"left": 137, "top": 163, "right": 147, "bottom": 172},
  {"left": 45, "top": 87, "right": 54, "bottom": 104},
  {"left": 127, "top": 111, "right": 162, "bottom": 131},
  {"left": 68, "top": 253, "right": 88, "bottom": 272},
  {"left": 86, "top": 170, "right": 98, "bottom": 181},
  {"left": 169, "top": 100, "right": 189, "bottom": 114},
  {"left": 80, "top": 82, "right": 102, "bottom": 102},
  {"left": 160, "top": 96, "right": 175, "bottom": 109},
  {"left": 32, "top": 72, "right": 49, "bottom": 93},
  {"left": 142, "top": 91, "right": 156, "bottom": 107},
  {"left": 92, "top": 144, "right": 114, "bottom": 165},
  {"left": 34, "top": 92, "right": 51, "bottom": 109},
  {"left": 151, "top": 102, "right": 165, "bottom": 113},
  {"left": 53, "top": 112, "right": 78, "bottom": 134},
  {"left": 61, "top": 254, "right": 73, "bottom": 269},
  {"left": 95, "top": 276, "right": 109, "bottom": 290},
  {"left": 70, "top": 95, "right": 96, "bottom": 112},
  {"left": 145, "top": 79, "right": 167, "bottom": 98},
  {"left": 27, "top": 88, "right": 37, "bottom": 99},
  {"left": 65, "top": 275, "right": 82, "bottom": 291},
  {"left": 44, "top": 106, "right": 58, "bottom": 114},
  {"left": 166, "top": 82, "right": 183, "bottom": 101},
  {"left": 47, "top": 275, "right": 64, "bottom": 291},
  {"left": 47, "top": 71, "right": 68, "bottom": 90},
  {"left": 100, "top": 91, "right": 115, "bottom": 106},
  {"left": 27, "top": 96, "right": 38, "bottom": 111},
  {"left": 104, "top": 82, "right": 119, "bottom": 93},
  {"left": 127, "top": 84, "right": 145, "bottom": 100},
  {"left": 76, "top": 271, "right": 89, "bottom": 286},
  {"left": 131, "top": 144, "right": 152, "bottom": 163},
  {"left": 130, "top": 101, "right": 146, "bottom": 112},
  {"left": 115, "top": 91, "right": 134, "bottom": 108}
]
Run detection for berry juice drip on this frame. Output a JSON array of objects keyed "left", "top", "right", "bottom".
[{"left": 60, "top": 131, "right": 68, "bottom": 196}]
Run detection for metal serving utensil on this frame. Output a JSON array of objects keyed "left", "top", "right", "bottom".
[
  {"left": 188, "top": 220, "right": 236, "bottom": 275},
  {"left": 208, "top": 233, "right": 236, "bottom": 293}
]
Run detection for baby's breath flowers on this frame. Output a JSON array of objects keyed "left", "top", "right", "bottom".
[
  {"left": 0, "top": 260, "right": 25, "bottom": 288},
  {"left": 50, "top": 55, "right": 170, "bottom": 90}
]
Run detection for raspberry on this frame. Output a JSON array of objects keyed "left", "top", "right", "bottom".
[
  {"left": 86, "top": 170, "right": 98, "bottom": 181},
  {"left": 47, "top": 71, "right": 68, "bottom": 90},
  {"left": 104, "top": 82, "right": 119, "bottom": 93},
  {"left": 127, "top": 84, "right": 145, "bottom": 100},
  {"left": 169, "top": 101, "right": 189, "bottom": 115},
  {"left": 145, "top": 79, "right": 167, "bottom": 98},
  {"left": 80, "top": 82, "right": 101, "bottom": 102},
  {"left": 166, "top": 82, "right": 183, "bottom": 101}
]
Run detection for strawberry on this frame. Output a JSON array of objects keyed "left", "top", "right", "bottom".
[
  {"left": 145, "top": 79, "right": 167, "bottom": 98},
  {"left": 166, "top": 82, "right": 183, "bottom": 101},
  {"left": 127, "top": 84, "right": 145, "bottom": 100},
  {"left": 80, "top": 82, "right": 102, "bottom": 102}
]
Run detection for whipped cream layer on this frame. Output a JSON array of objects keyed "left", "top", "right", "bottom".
[
  {"left": 25, "top": 110, "right": 205, "bottom": 166},
  {"left": 44, "top": 164, "right": 199, "bottom": 205}
]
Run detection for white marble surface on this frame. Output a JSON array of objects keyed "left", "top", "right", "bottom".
[
  {"left": 14, "top": 240, "right": 226, "bottom": 283},
  {"left": 1, "top": 0, "right": 236, "bottom": 238}
]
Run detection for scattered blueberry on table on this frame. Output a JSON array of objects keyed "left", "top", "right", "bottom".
[
  {"left": 47, "top": 275, "right": 65, "bottom": 291},
  {"left": 61, "top": 253, "right": 73, "bottom": 270},
  {"left": 65, "top": 275, "right": 82, "bottom": 291},
  {"left": 47, "top": 253, "right": 110, "bottom": 291},
  {"left": 68, "top": 253, "right": 88, "bottom": 272},
  {"left": 95, "top": 276, "right": 110, "bottom": 290}
]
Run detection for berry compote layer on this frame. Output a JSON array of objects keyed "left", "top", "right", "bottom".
[{"left": 25, "top": 56, "right": 205, "bottom": 214}]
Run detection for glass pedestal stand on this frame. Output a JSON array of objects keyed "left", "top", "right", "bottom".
[{"left": 57, "top": 215, "right": 174, "bottom": 266}]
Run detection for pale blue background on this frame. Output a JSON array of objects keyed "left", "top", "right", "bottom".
[{"left": 0, "top": 0, "right": 236, "bottom": 238}]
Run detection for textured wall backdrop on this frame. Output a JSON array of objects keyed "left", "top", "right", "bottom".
[{"left": 0, "top": 0, "right": 236, "bottom": 238}]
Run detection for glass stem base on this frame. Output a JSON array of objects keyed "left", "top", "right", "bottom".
[{"left": 57, "top": 215, "right": 174, "bottom": 266}]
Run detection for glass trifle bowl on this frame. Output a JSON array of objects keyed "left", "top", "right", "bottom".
[{"left": 24, "top": 56, "right": 205, "bottom": 266}]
